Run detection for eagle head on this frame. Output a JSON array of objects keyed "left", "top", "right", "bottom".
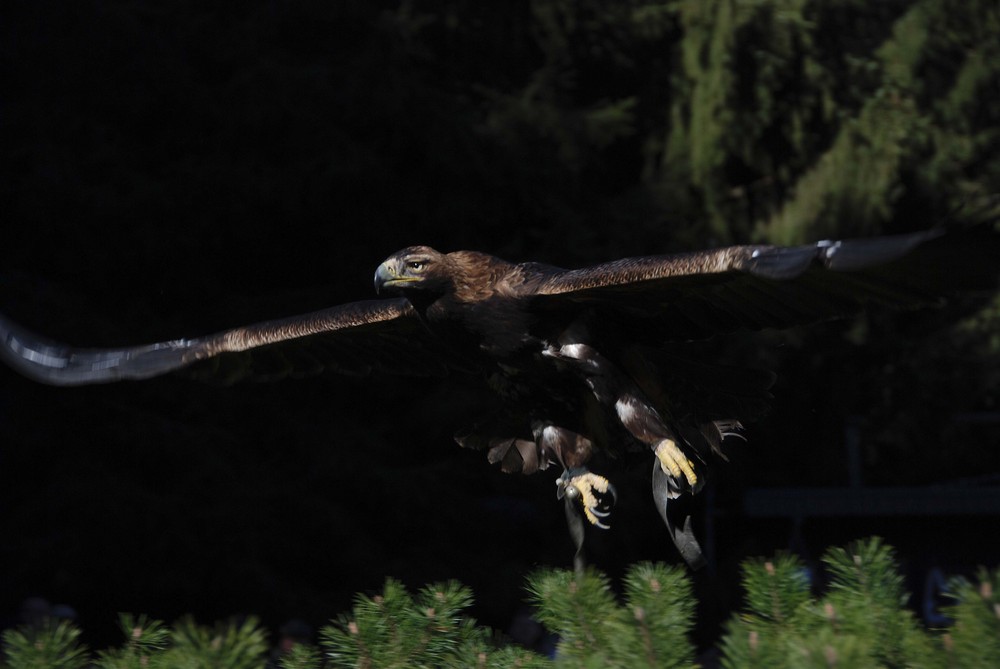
[{"left": 374, "top": 246, "right": 451, "bottom": 295}]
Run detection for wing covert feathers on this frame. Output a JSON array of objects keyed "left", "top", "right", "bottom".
[
  {"left": 523, "top": 226, "right": 997, "bottom": 340},
  {"left": 529, "top": 229, "right": 942, "bottom": 295}
]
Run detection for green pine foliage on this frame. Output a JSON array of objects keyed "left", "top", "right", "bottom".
[
  {"left": 942, "top": 567, "right": 1000, "bottom": 667},
  {"left": 821, "top": 538, "right": 939, "bottom": 667},
  {"left": 465, "top": 0, "right": 999, "bottom": 261},
  {"left": 277, "top": 643, "right": 324, "bottom": 669},
  {"left": 653, "top": 0, "right": 1000, "bottom": 244},
  {"left": 94, "top": 614, "right": 170, "bottom": 669},
  {"left": 321, "top": 578, "right": 545, "bottom": 669},
  {"left": 1, "top": 620, "right": 89, "bottom": 669},
  {"left": 622, "top": 563, "right": 697, "bottom": 668},
  {"left": 527, "top": 562, "right": 695, "bottom": 668},
  {"left": 719, "top": 537, "right": 948, "bottom": 668},
  {"left": 94, "top": 614, "right": 269, "bottom": 669},
  {"left": 527, "top": 567, "right": 625, "bottom": 666},
  {"left": 2, "top": 540, "right": 998, "bottom": 668},
  {"left": 161, "top": 616, "right": 270, "bottom": 669},
  {"left": 157, "top": 617, "right": 270, "bottom": 669}
]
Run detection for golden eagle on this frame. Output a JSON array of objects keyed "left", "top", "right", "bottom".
[{"left": 2, "top": 225, "right": 997, "bottom": 568}]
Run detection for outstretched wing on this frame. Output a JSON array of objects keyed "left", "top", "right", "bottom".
[
  {"left": 523, "top": 226, "right": 999, "bottom": 341},
  {"left": 0, "top": 298, "right": 467, "bottom": 386}
]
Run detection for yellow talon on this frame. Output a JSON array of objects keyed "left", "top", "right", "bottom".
[
  {"left": 565, "top": 472, "right": 613, "bottom": 527},
  {"left": 654, "top": 439, "right": 698, "bottom": 488}
]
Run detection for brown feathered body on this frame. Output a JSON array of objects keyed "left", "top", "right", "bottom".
[{"left": 379, "top": 247, "right": 767, "bottom": 490}]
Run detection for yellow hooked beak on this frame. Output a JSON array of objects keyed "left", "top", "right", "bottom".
[{"left": 374, "top": 261, "right": 423, "bottom": 294}]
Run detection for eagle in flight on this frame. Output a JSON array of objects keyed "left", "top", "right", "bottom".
[{"left": 2, "top": 224, "right": 997, "bottom": 568}]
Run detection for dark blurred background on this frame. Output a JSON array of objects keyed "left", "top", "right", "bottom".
[{"left": 1, "top": 0, "right": 998, "bottom": 651}]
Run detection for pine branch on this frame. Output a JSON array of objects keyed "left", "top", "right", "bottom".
[
  {"left": 1, "top": 540, "right": 994, "bottom": 668},
  {"left": 94, "top": 613, "right": 171, "bottom": 669},
  {"left": 320, "top": 577, "right": 543, "bottom": 669},
  {"left": 1, "top": 621, "right": 89, "bottom": 669},
  {"left": 622, "top": 563, "right": 696, "bottom": 669},
  {"left": 278, "top": 643, "right": 323, "bottom": 669},
  {"left": 942, "top": 567, "right": 1000, "bottom": 667},
  {"left": 527, "top": 567, "right": 627, "bottom": 666},
  {"left": 528, "top": 563, "right": 696, "bottom": 668},
  {"left": 720, "top": 537, "right": 952, "bottom": 668},
  {"left": 162, "top": 616, "right": 270, "bottom": 669},
  {"left": 822, "top": 538, "right": 940, "bottom": 668}
]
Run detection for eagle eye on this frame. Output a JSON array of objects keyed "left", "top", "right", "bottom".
[{"left": 407, "top": 260, "right": 427, "bottom": 271}]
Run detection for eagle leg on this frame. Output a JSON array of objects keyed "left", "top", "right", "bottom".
[
  {"left": 545, "top": 334, "right": 711, "bottom": 567},
  {"left": 558, "top": 469, "right": 618, "bottom": 575},
  {"left": 557, "top": 468, "right": 617, "bottom": 529},
  {"left": 534, "top": 422, "right": 616, "bottom": 525},
  {"left": 544, "top": 339, "right": 702, "bottom": 493}
]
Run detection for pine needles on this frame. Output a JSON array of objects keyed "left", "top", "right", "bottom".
[{"left": 3, "top": 539, "right": 998, "bottom": 668}]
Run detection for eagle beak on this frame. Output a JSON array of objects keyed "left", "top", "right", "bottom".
[
  {"left": 374, "top": 261, "right": 421, "bottom": 294},
  {"left": 374, "top": 262, "right": 393, "bottom": 294}
]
